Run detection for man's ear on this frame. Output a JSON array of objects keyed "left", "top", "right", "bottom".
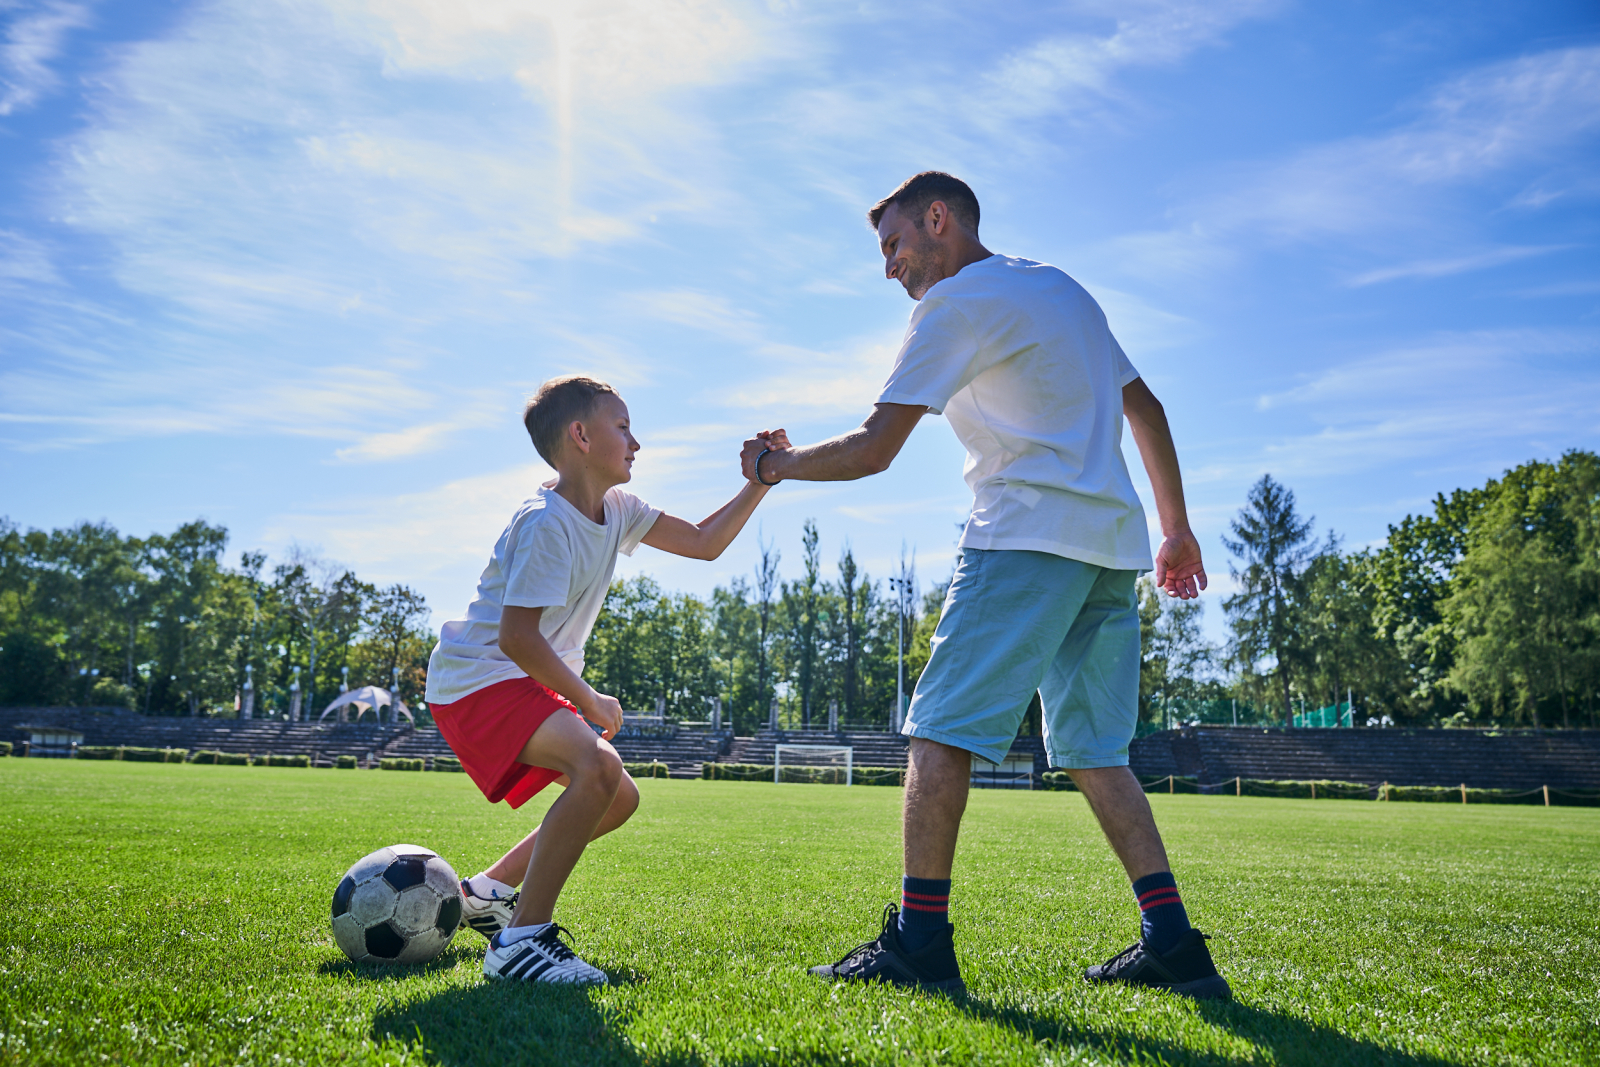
[
  {"left": 927, "top": 200, "right": 950, "bottom": 237},
  {"left": 566, "top": 419, "right": 590, "bottom": 455}
]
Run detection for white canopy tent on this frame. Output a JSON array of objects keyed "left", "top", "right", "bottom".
[{"left": 319, "top": 686, "right": 413, "bottom": 725}]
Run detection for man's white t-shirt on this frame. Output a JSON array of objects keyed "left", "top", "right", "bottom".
[
  {"left": 876, "top": 255, "right": 1153, "bottom": 572},
  {"left": 425, "top": 485, "right": 660, "bottom": 705}
]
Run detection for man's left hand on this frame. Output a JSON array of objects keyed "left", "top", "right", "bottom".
[{"left": 1153, "top": 530, "right": 1207, "bottom": 600}]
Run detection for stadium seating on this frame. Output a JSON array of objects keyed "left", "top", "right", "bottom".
[
  {"left": 1127, "top": 726, "right": 1600, "bottom": 789},
  {"left": 17, "top": 706, "right": 1592, "bottom": 790},
  {"left": 1, "top": 706, "right": 410, "bottom": 766}
]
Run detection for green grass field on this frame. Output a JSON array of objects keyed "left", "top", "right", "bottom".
[{"left": 2, "top": 760, "right": 1596, "bottom": 1066}]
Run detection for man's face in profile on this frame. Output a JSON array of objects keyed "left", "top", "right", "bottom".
[{"left": 876, "top": 203, "right": 943, "bottom": 301}]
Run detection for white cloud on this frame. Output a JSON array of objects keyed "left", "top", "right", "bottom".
[
  {"left": 982, "top": 0, "right": 1280, "bottom": 122},
  {"left": 1198, "top": 329, "right": 1600, "bottom": 482},
  {"left": 1346, "top": 245, "right": 1569, "bottom": 287},
  {"left": 0, "top": 0, "right": 89, "bottom": 115},
  {"left": 1208, "top": 46, "right": 1600, "bottom": 240}
]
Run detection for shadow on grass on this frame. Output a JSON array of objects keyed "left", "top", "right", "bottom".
[
  {"left": 372, "top": 981, "right": 651, "bottom": 1067},
  {"left": 316, "top": 941, "right": 480, "bottom": 981},
  {"left": 963, "top": 993, "right": 1465, "bottom": 1067}
]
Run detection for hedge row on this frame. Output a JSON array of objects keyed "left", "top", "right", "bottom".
[
  {"left": 701, "top": 763, "right": 905, "bottom": 786},
  {"left": 0, "top": 741, "right": 11, "bottom": 757},
  {"left": 191, "top": 750, "right": 252, "bottom": 765},
  {"left": 380, "top": 758, "right": 424, "bottom": 772},
  {"left": 625, "top": 762, "right": 669, "bottom": 779},
  {"left": 432, "top": 756, "right": 463, "bottom": 772},
  {"left": 76, "top": 746, "right": 189, "bottom": 763}
]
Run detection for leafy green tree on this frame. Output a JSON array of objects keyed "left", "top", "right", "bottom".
[
  {"left": 1223, "top": 474, "right": 1318, "bottom": 724},
  {"left": 1443, "top": 452, "right": 1600, "bottom": 727}
]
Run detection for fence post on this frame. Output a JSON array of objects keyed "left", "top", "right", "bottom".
[
  {"left": 1460, "top": 783, "right": 1467, "bottom": 805},
  {"left": 1543, "top": 784, "right": 1550, "bottom": 807},
  {"left": 1168, "top": 774, "right": 1174, "bottom": 794},
  {"left": 1236, "top": 776, "right": 1241, "bottom": 797},
  {"left": 1311, "top": 781, "right": 1316, "bottom": 800}
]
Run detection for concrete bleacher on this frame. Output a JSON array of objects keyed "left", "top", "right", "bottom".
[
  {"left": 2, "top": 706, "right": 410, "bottom": 766},
  {"left": 1128, "top": 726, "right": 1600, "bottom": 790}
]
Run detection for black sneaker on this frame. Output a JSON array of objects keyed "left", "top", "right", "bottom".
[
  {"left": 808, "top": 903, "right": 966, "bottom": 995},
  {"left": 1085, "top": 928, "right": 1231, "bottom": 1000}
]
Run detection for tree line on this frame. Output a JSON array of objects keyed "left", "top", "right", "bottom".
[
  {"left": 5, "top": 449, "right": 1596, "bottom": 731},
  {"left": 0, "top": 520, "right": 432, "bottom": 720}
]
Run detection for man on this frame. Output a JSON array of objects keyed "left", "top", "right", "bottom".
[{"left": 742, "top": 171, "right": 1229, "bottom": 1000}]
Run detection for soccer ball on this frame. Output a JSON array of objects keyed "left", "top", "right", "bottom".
[{"left": 331, "top": 844, "right": 464, "bottom": 965}]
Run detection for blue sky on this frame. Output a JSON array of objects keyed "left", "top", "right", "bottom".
[{"left": 3, "top": 0, "right": 1598, "bottom": 643}]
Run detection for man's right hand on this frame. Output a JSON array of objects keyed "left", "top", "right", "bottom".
[
  {"left": 579, "top": 690, "right": 624, "bottom": 740},
  {"left": 741, "top": 429, "right": 788, "bottom": 483}
]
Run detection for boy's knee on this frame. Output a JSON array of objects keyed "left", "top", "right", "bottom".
[
  {"left": 611, "top": 773, "right": 641, "bottom": 822},
  {"left": 574, "top": 744, "right": 623, "bottom": 794}
]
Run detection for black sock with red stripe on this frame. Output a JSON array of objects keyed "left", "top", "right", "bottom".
[
  {"left": 897, "top": 876, "right": 951, "bottom": 952},
  {"left": 1132, "top": 871, "right": 1190, "bottom": 955}
]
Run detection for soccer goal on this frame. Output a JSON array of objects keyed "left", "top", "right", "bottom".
[{"left": 773, "top": 744, "right": 854, "bottom": 786}]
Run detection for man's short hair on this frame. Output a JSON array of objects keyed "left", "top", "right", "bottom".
[
  {"left": 523, "top": 375, "right": 619, "bottom": 465},
  {"left": 867, "top": 171, "right": 980, "bottom": 235}
]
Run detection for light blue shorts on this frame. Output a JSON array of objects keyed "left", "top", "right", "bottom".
[{"left": 903, "top": 548, "right": 1140, "bottom": 769}]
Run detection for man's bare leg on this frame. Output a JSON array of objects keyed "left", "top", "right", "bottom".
[
  {"left": 1066, "top": 766, "right": 1170, "bottom": 880},
  {"left": 484, "top": 774, "right": 639, "bottom": 888},
  {"left": 502, "top": 711, "right": 624, "bottom": 927},
  {"left": 903, "top": 737, "right": 972, "bottom": 878}
]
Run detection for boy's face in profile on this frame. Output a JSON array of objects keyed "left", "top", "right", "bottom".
[{"left": 574, "top": 393, "right": 639, "bottom": 485}]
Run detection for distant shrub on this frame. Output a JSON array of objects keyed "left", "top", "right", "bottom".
[
  {"left": 431, "top": 756, "right": 463, "bottom": 772},
  {"left": 335, "top": 755, "right": 358, "bottom": 769},
  {"left": 190, "top": 749, "right": 250, "bottom": 766},
  {"left": 854, "top": 766, "right": 905, "bottom": 787},
  {"left": 623, "top": 762, "right": 669, "bottom": 779},
  {"left": 120, "top": 747, "right": 186, "bottom": 763},
  {"left": 252, "top": 754, "right": 310, "bottom": 768},
  {"left": 1040, "top": 771, "right": 1077, "bottom": 791},
  {"left": 76, "top": 746, "right": 122, "bottom": 761},
  {"left": 380, "top": 757, "right": 423, "bottom": 772},
  {"left": 0, "top": 741, "right": 11, "bottom": 757}
]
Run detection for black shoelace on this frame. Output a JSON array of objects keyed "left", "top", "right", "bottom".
[
  {"left": 830, "top": 903, "right": 899, "bottom": 968},
  {"left": 537, "top": 923, "right": 579, "bottom": 962}
]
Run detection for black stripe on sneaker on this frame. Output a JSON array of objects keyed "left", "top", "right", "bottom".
[
  {"left": 511, "top": 954, "right": 548, "bottom": 980},
  {"left": 499, "top": 947, "right": 534, "bottom": 975},
  {"left": 522, "top": 960, "right": 554, "bottom": 981}
]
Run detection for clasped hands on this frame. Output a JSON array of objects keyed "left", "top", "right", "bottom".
[{"left": 741, "top": 428, "right": 791, "bottom": 485}]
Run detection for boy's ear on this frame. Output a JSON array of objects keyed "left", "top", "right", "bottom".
[{"left": 566, "top": 419, "right": 590, "bottom": 455}]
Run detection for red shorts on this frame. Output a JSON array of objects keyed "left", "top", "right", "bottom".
[{"left": 430, "top": 676, "right": 580, "bottom": 809}]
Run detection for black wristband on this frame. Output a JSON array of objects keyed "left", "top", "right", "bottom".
[{"left": 755, "top": 447, "right": 781, "bottom": 486}]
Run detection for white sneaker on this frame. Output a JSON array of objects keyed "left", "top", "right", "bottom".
[
  {"left": 458, "top": 879, "right": 516, "bottom": 940},
  {"left": 483, "top": 924, "right": 607, "bottom": 985}
]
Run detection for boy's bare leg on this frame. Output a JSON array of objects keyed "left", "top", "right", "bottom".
[
  {"left": 1065, "top": 766, "right": 1171, "bottom": 880},
  {"left": 484, "top": 774, "right": 640, "bottom": 888},
  {"left": 504, "top": 711, "right": 624, "bottom": 926}
]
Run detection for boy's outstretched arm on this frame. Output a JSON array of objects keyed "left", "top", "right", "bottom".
[
  {"left": 640, "top": 429, "right": 789, "bottom": 560},
  {"left": 498, "top": 606, "right": 623, "bottom": 738},
  {"left": 641, "top": 480, "right": 772, "bottom": 560}
]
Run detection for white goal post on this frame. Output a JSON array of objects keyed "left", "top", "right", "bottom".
[{"left": 773, "top": 744, "right": 854, "bottom": 786}]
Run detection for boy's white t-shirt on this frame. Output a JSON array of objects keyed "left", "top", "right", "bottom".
[
  {"left": 425, "top": 485, "right": 660, "bottom": 705},
  {"left": 877, "top": 255, "right": 1153, "bottom": 572}
]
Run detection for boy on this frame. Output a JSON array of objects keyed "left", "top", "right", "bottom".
[{"left": 425, "top": 375, "right": 782, "bottom": 984}]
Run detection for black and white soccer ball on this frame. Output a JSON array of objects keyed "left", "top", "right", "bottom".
[{"left": 331, "top": 844, "right": 464, "bottom": 965}]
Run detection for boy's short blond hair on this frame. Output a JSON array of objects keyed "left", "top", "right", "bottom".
[{"left": 523, "top": 376, "right": 619, "bottom": 465}]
